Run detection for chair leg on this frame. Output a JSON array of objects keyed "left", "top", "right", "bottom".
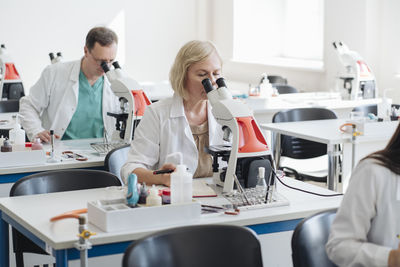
[{"left": 15, "top": 252, "right": 24, "bottom": 267}]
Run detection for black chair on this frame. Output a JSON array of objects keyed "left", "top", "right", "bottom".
[
  {"left": 291, "top": 209, "right": 338, "bottom": 267},
  {"left": 272, "top": 108, "right": 337, "bottom": 182},
  {"left": 274, "top": 84, "right": 298, "bottom": 94},
  {"left": 267, "top": 75, "right": 287, "bottom": 85},
  {"left": 352, "top": 104, "right": 377, "bottom": 116},
  {"left": 104, "top": 144, "right": 130, "bottom": 183},
  {"left": 10, "top": 169, "right": 122, "bottom": 267},
  {"left": 122, "top": 224, "right": 263, "bottom": 267},
  {"left": 0, "top": 99, "right": 19, "bottom": 113}
]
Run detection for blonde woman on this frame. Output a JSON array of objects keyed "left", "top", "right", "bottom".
[{"left": 121, "top": 40, "right": 226, "bottom": 186}]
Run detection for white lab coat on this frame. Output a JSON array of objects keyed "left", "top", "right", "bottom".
[
  {"left": 121, "top": 93, "right": 226, "bottom": 183},
  {"left": 19, "top": 60, "right": 119, "bottom": 141},
  {"left": 326, "top": 158, "right": 400, "bottom": 267}
]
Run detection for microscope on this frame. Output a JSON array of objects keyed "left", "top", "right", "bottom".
[
  {"left": 0, "top": 44, "right": 25, "bottom": 100},
  {"left": 333, "top": 41, "right": 377, "bottom": 100},
  {"left": 101, "top": 61, "right": 151, "bottom": 143},
  {"left": 49, "top": 52, "right": 63, "bottom": 64},
  {"left": 202, "top": 77, "right": 272, "bottom": 194}
]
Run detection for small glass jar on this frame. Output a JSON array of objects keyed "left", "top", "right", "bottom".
[{"left": 161, "top": 188, "right": 171, "bottom": 204}]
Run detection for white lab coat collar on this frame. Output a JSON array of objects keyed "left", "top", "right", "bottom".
[
  {"left": 170, "top": 93, "right": 185, "bottom": 118},
  {"left": 69, "top": 60, "right": 81, "bottom": 82}
]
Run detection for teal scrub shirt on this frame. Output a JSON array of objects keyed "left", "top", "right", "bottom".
[{"left": 62, "top": 71, "right": 104, "bottom": 140}]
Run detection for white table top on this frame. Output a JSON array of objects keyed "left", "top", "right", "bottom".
[
  {"left": 261, "top": 119, "right": 399, "bottom": 145},
  {"left": 0, "top": 138, "right": 106, "bottom": 175},
  {"left": 0, "top": 178, "right": 342, "bottom": 250},
  {"left": 251, "top": 95, "right": 381, "bottom": 114}
]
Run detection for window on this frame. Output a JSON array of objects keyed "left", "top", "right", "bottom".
[{"left": 233, "top": 0, "right": 324, "bottom": 68}]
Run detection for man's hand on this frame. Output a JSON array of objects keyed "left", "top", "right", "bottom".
[
  {"left": 389, "top": 243, "right": 400, "bottom": 267},
  {"left": 36, "top": 130, "right": 60, "bottom": 143}
]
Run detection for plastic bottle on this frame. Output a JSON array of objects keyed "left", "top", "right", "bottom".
[
  {"left": 138, "top": 182, "right": 148, "bottom": 204},
  {"left": 378, "top": 89, "right": 393, "bottom": 121},
  {"left": 146, "top": 185, "right": 162, "bottom": 206},
  {"left": 9, "top": 114, "right": 25, "bottom": 150},
  {"left": 259, "top": 73, "right": 273, "bottom": 97},
  {"left": 31, "top": 138, "right": 43, "bottom": 150},
  {"left": 256, "top": 167, "right": 267, "bottom": 198},
  {"left": 171, "top": 164, "right": 193, "bottom": 204},
  {"left": 1, "top": 139, "right": 12, "bottom": 152},
  {"left": 126, "top": 173, "right": 139, "bottom": 207}
]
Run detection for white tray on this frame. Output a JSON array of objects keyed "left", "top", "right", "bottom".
[
  {"left": 0, "top": 150, "right": 46, "bottom": 167},
  {"left": 87, "top": 199, "right": 201, "bottom": 232}
]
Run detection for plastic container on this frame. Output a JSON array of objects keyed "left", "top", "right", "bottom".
[
  {"left": 171, "top": 164, "right": 193, "bottom": 204},
  {"left": 31, "top": 138, "right": 43, "bottom": 150},
  {"left": 1, "top": 139, "right": 12, "bottom": 152},
  {"left": 126, "top": 173, "right": 139, "bottom": 207},
  {"left": 9, "top": 114, "right": 25, "bottom": 149},
  {"left": 259, "top": 73, "right": 273, "bottom": 97},
  {"left": 378, "top": 96, "right": 392, "bottom": 121},
  {"left": 138, "top": 182, "right": 148, "bottom": 204},
  {"left": 162, "top": 188, "right": 171, "bottom": 204},
  {"left": 146, "top": 185, "right": 162, "bottom": 206}
]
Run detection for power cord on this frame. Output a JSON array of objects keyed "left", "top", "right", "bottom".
[{"left": 272, "top": 169, "right": 343, "bottom": 197}]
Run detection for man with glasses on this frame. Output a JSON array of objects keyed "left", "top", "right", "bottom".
[{"left": 20, "top": 26, "right": 119, "bottom": 142}]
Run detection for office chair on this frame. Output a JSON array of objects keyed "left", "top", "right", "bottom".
[
  {"left": 267, "top": 75, "right": 288, "bottom": 85},
  {"left": 9, "top": 169, "right": 122, "bottom": 267},
  {"left": 291, "top": 209, "right": 338, "bottom": 267},
  {"left": 272, "top": 108, "right": 338, "bottom": 182},
  {"left": 104, "top": 144, "right": 130, "bottom": 184},
  {"left": 122, "top": 224, "right": 263, "bottom": 267},
  {"left": 273, "top": 84, "right": 298, "bottom": 94},
  {"left": 0, "top": 99, "right": 19, "bottom": 112},
  {"left": 352, "top": 104, "right": 377, "bottom": 116}
]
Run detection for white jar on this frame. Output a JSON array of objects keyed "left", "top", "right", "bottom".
[{"left": 146, "top": 185, "right": 162, "bottom": 206}]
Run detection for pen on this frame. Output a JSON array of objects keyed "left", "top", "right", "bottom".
[{"left": 153, "top": 169, "right": 174, "bottom": 175}]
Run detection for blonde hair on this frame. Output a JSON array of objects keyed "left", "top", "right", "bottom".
[{"left": 169, "top": 40, "right": 222, "bottom": 99}]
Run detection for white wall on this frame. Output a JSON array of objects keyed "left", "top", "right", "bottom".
[
  {"left": 210, "top": 0, "right": 400, "bottom": 101},
  {"left": 2, "top": 0, "right": 400, "bottom": 101},
  {"left": 378, "top": 0, "right": 400, "bottom": 103},
  {"left": 0, "top": 0, "right": 200, "bottom": 93}
]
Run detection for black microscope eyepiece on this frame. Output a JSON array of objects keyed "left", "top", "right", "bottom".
[
  {"left": 112, "top": 61, "right": 121, "bottom": 69},
  {"left": 100, "top": 61, "right": 110, "bottom": 73},
  {"left": 202, "top": 78, "right": 214, "bottom": 93},
  {"left": 216, "top": 77, "right": 227, "bottom": 89}
]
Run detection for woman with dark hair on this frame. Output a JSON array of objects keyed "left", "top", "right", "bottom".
[{"left": 326, "top": 124, "right": 400, "bottom": 267}]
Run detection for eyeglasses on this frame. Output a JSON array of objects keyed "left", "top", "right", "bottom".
[{"left": 88, "top": 51, "right": 114, "bottom": 66}]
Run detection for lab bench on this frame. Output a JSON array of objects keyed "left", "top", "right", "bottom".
[{"left": 0, "top": 178, "right": 342, "bottom": 267}]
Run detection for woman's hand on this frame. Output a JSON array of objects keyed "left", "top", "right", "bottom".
[
  {"left": 157, "top": 163, "right": 176, "bottom": 187},
  {"left": 389, "top": 244, "right": 400, "bottom": 267}
]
